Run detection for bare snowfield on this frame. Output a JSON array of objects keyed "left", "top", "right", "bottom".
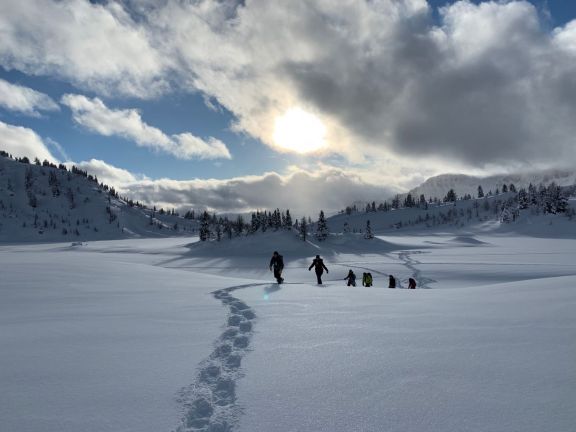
[{"left": 1, "top": 233, "right": 576, "bottom": 432}]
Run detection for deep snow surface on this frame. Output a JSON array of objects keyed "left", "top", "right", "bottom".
[{"left": 1, "top": 233, "right": 576, "bottom": 432}]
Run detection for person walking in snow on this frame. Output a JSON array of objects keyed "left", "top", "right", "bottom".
[
  {"left": 269, "top": 251, "right": 284, "bottom": 284},
  {"left": 388, "top": 274, "right": 396, "bottom": 288},
  {"left": 408, "top": 277, "right": 417, "bottom": 289},
  {"left": 362, "top": 272, "right": 373, "bottom": 287},
  {"left": 309, "top": 254, "right": 329, "bottom": 285},
  {"left": 344, "top": 270, "right": 356, "bottom": 287}
]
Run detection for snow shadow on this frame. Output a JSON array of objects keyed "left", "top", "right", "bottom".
[
  {"left": 264, "top": 284, "right": 282, "bottom": 296},
  {"left": 183, "top": 231, "right": 406, "bottom": 260},
  {"left": 448, "top": 235, "right": 489, "bottom": 246}
]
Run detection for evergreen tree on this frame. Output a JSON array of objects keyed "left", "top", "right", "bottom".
[
  {"left": 502, "top": 184, "right": 508, "bottom": 193},
  {"left": 537, "top": 183, "right": 547, "bottom": 208},
  {"left": 299, "top": 217, "right": 307, "bottom": 241},
  {"left": 509, "top": 183, "right": 517, "bottom": 193},
  {"left": 224, "top": 218, "right": 233, "bottom": 239},
  {"left": 249, "top": 212, "right": 257, "bottom": 234},
  {"left": 500, "top": 206, "right": 515, "bottom": 224},
  {"left": 528, "top": 183, "right": 538, "bottom": 205},
  {"left": 477, "top": 185, "right": 484, "bottom": 197},
  {"left": 234, "top": 215, "right": 244, "bottom": 236},
  {"left": 260, "top": 211, "right": 268, "bottom": 232},
  {"left": 543, "top": 183, "right": 568, "bottom": 214},
  {"left": 27, "top": 191, "right": 37, "bottom": 208},
  {"left": 391, "top": 195, "right": 400, "bottom": 209},
  {"left": 404, "top": 193, "right": 415, "bottom": 208},
  {"left": 199, "top": 211, "right": 211, "bottom": 241},
  {"left": 315, "top": 210, "right": 329, "bottom": 241},
  {"left": 269, "top": 211, "right": 276, "bottom": 229},
  {"left": 284, "top": 209, "right": 293, "bottom": 230},
  {"left": 269, "top": 209, "right": 278, "bottom": 229},
  {"left": 518, "top": 188, "right": 529, "bottom": 209},
  {"left": 444, "top": 189, "right": 457, "bottom": 202},
  {"left": 364, "top": 220, "right": 374, "bottom": 239},
  {"left": 419, "top": 194, "right": 427, "bottom": 207}
]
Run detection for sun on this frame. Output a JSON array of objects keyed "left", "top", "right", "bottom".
[{"left": 273, "top": 108, "right": 327, "bottom": 154}]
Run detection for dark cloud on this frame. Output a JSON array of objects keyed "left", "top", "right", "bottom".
[{"left": 282, "top": 1, "right": 576, "bottom": 166}]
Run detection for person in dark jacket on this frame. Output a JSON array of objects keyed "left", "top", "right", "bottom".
[
  {"left": 308, "top": 254, "right": 329, "bottom": 284},
  {"left": 344, "top": 270, "right": 356, "bottom": 287},
  {"left": 269, "top": 251, "right": 284, "bottom": 284},
  {"left": 408, "top": 277, "right": 417, "bottom": 289},
  {"left": 388, "top": 274, "right": 396, "bottom": 288}
]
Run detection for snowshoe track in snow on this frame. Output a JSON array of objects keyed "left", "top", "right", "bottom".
[
  {"left": 177, "top": 283, "right": 265, "bottom": 432},
  {"left": 397, "top": 251, "right": 436, "bottom": 289}
]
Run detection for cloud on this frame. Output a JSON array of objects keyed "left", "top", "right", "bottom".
[
  {"left": 0, "top": 121, "right": 57, "bottom": 162},
  {"left": 0, "top": 78, "right": 59, "bottom": 116},
  {"left": 173, "top": 134, "right": 233, "bottom": 160},
  {"left": 61, "top": 94, "right": 171, "bottom": 146},
  {"left": 4, "top": 1, "right": 576, "bottom": 169},
  {"left": 61, "top": 94, "right": 231, "bottom": 160},
  {"left": 0, "top": 0, "right": 166, "bottom": 98},
  {"left": 45, "top": 138, "right": 70, "bottom": 162},
  {"left": 143, "top": 0, "right": 576, "bottom": 168},
  {"left": 77, "top": 159, "right": 393, "bottom": 215},
  {"left": 65, "top": 159, "right": 143, "bottom": 187}
]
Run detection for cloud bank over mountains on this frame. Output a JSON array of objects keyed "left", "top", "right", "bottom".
[{"left": 72, "top": 159, "right": 393, "bottom": 215}]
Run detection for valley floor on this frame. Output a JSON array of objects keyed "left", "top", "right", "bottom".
[{"left": 1, "top": 233, "right": 575, "bottom": 431}]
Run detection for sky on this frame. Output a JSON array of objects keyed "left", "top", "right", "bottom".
[{"left": 1, "top": 0, "right": 576, "bottom": 215}]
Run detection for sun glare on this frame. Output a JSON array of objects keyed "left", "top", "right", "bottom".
[{"left": 273, "top": 108, "right": 327, "bottom": 154}]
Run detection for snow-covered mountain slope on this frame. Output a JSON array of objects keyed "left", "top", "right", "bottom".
[
  {"left": 0, "top": 155, "right": 198, "bottom": 242},
  {"left": 409, "top": 169, "right": 576, "bottom": 200},
  {"left": 329, "top": 193, "right": 576, "bottom": 237}
]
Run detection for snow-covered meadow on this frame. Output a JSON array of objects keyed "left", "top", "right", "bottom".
[{"left": 2, "top": 232, "right": 576, "bottom": 432}]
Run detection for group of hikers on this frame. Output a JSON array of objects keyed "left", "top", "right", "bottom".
[
  {"left": 269, "top": 251, "right": 417, "bottom": 289},
  {"left": 344, "top": 270, "right": 416, "bottom": 288}
]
